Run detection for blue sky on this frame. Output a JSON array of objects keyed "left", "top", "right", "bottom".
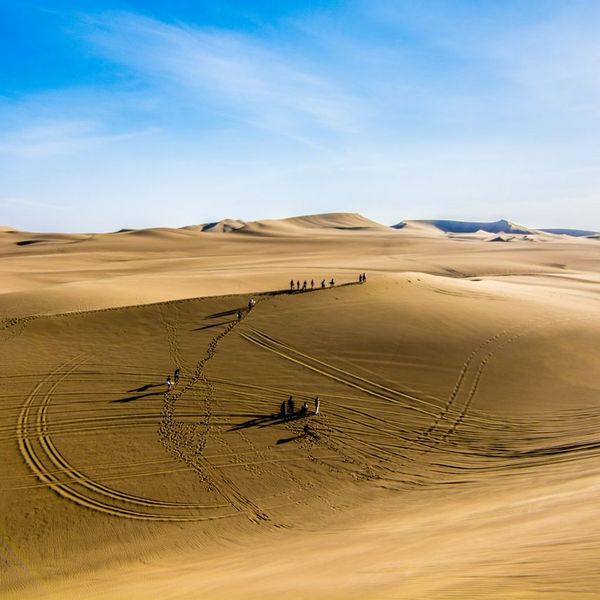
[{"left": 1, "top": 1, "right": 600, "bottom": 232}]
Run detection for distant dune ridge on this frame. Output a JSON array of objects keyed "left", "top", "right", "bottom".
[
  {"left": 393, "top": 217, "right": 599, "bottom": 238},
  {"left": 393, "top": 218, "right": 534, "bottom": 235},
  {"left": 2, "top": 212, "right": 599, "bottom": 238},
  {"left": 198, "top": 212, "right": 387, "bottom": 235}
]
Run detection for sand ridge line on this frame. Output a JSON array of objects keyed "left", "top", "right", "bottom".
[
  {"left": 0, "top": 279, "right": 362, "bottom": 334},
  {"left": 17, "top": 357, "right": 236, "bottom": 520},
  {"left": 0, "top": 283, "right": 337, "bottom": 325}
]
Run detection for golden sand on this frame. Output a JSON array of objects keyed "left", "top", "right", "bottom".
[{"left": 1, "top": 214, "right": 599, "bottom": 599}]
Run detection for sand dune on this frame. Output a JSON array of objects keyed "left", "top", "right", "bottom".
[
  {"left": 395, "top": 218, "right": 600, "bottom": 243},
  {"left": 1, "top": 213, "right": 600, "bottom": 599},
  {"left": 394, "top": 218, "right": 537, "bottom": 235}
]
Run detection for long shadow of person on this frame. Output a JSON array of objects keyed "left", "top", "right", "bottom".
[
  {"left": 127, "top": 383, "right": 163, "bottom": 393},
  {"left": 112, "top": 390, "right": 164, "bottom": 403},
  {"left": 229, "top": 413, "right": 283, "bottom": 431}
]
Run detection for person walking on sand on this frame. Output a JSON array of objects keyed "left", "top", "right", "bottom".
[
  {"left": 315, "top": 396, "right": 320, "bottom": 415},
  {"left": 166, "top": 375, "right": 173, "bottom": 392},
  {"left": 287, "top": 395, "right": 295, "bottom": 417},
  {"left": 296, "top": 280, "right": 300, "bottom": 291},
  {"left": 321, "top": 279, "right": 326, "bottom": 289},
  {"left": 329, "top": 278, "right": 335, "bottom": 287},
  {"left": 302, "top": 280, "right": 307, "bottom": 292},
  {"left": 237, "top": 309, "right": 243, "bottom": 320},
  {"left": 362, "top": 272, "right": 367, "bottom": 283},
  {"left": 174, "top": 368, "right": 180, "bottom": 386},
  {"left": 310, "top": 279, "right": 314, "bottom": 290},
  {"left": 300, "top": 401, "right": 308, "bottom": 417},
  {"left": 248, "top": 297, "right": 256, "bottom": 310},
  {"left": 290, "top": 279, "right": 295, "bottom": 292},
  {"left": 280, "top": 400, "right": 287, "bottom": 419},
  {"left": 359, "top": 273, "right": 363, "bottom": 283}
]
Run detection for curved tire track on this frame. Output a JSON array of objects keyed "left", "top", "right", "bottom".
[{"left": 17, "top": 357, "right": 235, "bottom": 521}]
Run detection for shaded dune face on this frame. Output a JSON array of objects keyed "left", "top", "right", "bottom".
[{"left": 2, "top": 268, "right": 600, "bottom": 599}]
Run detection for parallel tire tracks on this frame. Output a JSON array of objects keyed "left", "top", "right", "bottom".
[{"left": 17, "top": 356, "right": 236, "bottom": 521}]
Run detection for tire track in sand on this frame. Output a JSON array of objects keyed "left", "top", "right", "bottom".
[
  {"left": 240, "top": 328, "right": 438, "bottom": 417},
  {"left": 439, "top": 313, "right": 598, "bottom": 444},
  {"left": 17, "top": 356, "right": 236, "bottom": 521},
  {"left": 159, "top": 300, "right": 270, "bottom": 523}
]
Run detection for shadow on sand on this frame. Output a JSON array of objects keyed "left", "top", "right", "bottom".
[
  {"left": 229, "top": 413, "right": 288, "bottom": 431},
  {"left": 229, "top": 411, "right": 313, "bottom": 432},
  {"left": 112, "top": 390, "right": 164, "bottom": 403},
  {"left": 127, "top": 383, "right": 163, "bottom": 393},
  {"left": 204, "top": 307, "right": 245, "bottom": 319},
  {"left": 276, "top": 435, "right": 304, "bottom": 445},
  {"left": 193, "top": 319, "right": 237, "bottom": 331}
]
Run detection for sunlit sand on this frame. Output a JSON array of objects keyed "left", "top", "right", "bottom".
[{"left": 1, "top": 213, "right": 599, "bottom": 599}]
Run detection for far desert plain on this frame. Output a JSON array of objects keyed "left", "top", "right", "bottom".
[{"left": 1, "top": 212, "right": 600, "bottom": 600}]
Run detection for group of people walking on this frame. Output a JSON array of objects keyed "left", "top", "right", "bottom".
[
  {"left": 289, "top": 279, "right": 334, "bottom": 292},
  {"left": 289, "top": 273, "right": 367, "bottom": 292},
  {"left": 234, "top": 297, "right": 255, "bottom": 320},
  {"left": 280, "top": 395, "right": 320, "bottom": 419},
  {"left": 166, "top": 367, "right": 180, "bottom": 392}
]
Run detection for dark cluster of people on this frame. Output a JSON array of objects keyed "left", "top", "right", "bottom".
[
  {"left": 289, "top": 278, "right": 334, "bottom": 292},
  {"left": 166, "top": 367, "right": 180, "bottom": 392},
  {"left": 280, "top": 395, "right": 320, "bottom": 419},
  {"left": 234, "top": 297, "right": 256, "bottom": 320},
  {"left": 288, "top": 274, "right": 367, "bottom": 292}
]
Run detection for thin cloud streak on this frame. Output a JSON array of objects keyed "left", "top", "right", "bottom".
[
  {"left": 0, "top": 119, "right": 158, "bottom": 158},
  {"left": 0, "top": 197, "right": 64, "bottom": 210},
  {"left": 1, "top": 4, "right": 600, "bottom": 231},
  {"left": 84, "top": 12, "right": 363, "bottom": 140}
]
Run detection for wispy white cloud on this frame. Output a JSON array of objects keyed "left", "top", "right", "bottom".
[
  {"left": 84, "top": 12, "right": 363, "bottom": 139},
  {"left": 2, "top": 4, "right": 600, "bottom": 231},
  {"left": 0, "top": 119, "right": 157, "bottom": 158},
  {"left": 0, "top": 197, "right": 64, "bottom": 210},
  {"left": 364, "top": 0, "right": 600, "bottom": 128}
]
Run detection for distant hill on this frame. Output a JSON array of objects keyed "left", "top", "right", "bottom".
[
  {"left": 197, "top": 212, "right": 387, "bottom": 235},
  {"left": 540, "top": 228, "right": 599, "bottom": 237},
  {"left": 3, "top": 213, "right": 598, "bottom": 238},
  {"left": 392, "top": 218, "right": 599, "bottom": 238},
  {"left": 392, "top": 219, "right": 535, "bottom": 235}
]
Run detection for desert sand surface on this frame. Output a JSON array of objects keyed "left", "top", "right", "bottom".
[{"left": 1, "top": 213, "right": 600, "bottom": 599}]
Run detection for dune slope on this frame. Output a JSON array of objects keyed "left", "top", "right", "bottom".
[
  {"left": 1, "top": 260, "right": 600, "bottom": 599},
  {"left": 2, "top": 217, "right": 600, "bottom": 598}
]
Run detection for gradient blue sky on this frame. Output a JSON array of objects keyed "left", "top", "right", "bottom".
[{"left": 1, "top": 1, "right": 599, "bottom": 232}]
